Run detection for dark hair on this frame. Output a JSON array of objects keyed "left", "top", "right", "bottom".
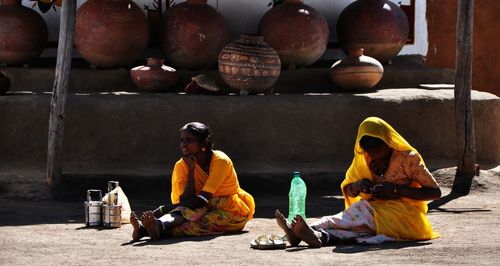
[
  {"left": 180, "top": 122, "right": 213, "bottom": 149},
  {"left": 359, "top": 135, "right": 385, "bottom": 151}
]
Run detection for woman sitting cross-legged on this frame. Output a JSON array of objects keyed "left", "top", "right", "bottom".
[
  {"left": 131, "top": 122, "right": 255, "bottom": 241},
  {"left": 276, "top": 116, "right": 441, "bottom": 247}
]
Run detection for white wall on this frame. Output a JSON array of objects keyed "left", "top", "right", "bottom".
[{"left": 24, "top": 0, "right": 427, "bottom": 59}]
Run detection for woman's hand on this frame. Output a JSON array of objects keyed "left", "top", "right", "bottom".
[
  {"left": 345, "top": 179, "right": 372, "bottom": 197},
  {"left": 182, "top": 155, "right": 197, "bottom": 171},
  {"left": 180, "top": 155, "right": 197, "bottom": 201},
  {"left": 372, "top": 182, "right": 400, "bottom": 199}
]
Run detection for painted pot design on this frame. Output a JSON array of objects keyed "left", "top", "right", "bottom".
[
  {"left": 130, "top": 58, "right": 179, "bottom": 92},
  {"left": 160, "top": 0, "right": 230, "bottom": 70},
  {"left": 258, "top": 0, "right": 329, "bottom": 68},
  {"left": 0, "top": 0, "right": 48, "bottom": 65},
  {"left": 0, "top": 70, "right": 10, "bottom": 94},
  {"left": 75, "top": 0, "right": 149, "bottom": 68},
  {"left": 329, "top": 48, "right": 384, "bottom": 91},
  {"left": 336, "top": 0, "right": 409, "bottom": 63},
  {"left": 218, "top": 34, "right": 281, "bottom": 94}
]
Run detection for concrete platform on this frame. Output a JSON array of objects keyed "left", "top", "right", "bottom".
[
  {"left": 3, "top": 63, "right": 455, "bottom": 93},
  {"left": 0, "top": 88, "right": 498, "bottom": 181}
]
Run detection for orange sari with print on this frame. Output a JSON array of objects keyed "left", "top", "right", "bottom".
[
  {"left": 169, "top": 150, "right": 255, "bottom": 237},
  {"left": 340, "top": 117, "right": 439, "bottom": 240}
]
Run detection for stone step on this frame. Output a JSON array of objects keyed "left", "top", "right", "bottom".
[{"left": 0, "top": 89, "right": 498, "bottom": 180}]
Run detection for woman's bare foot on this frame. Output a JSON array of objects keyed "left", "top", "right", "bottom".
[
  {"left": 141, "top": 211, "right": 161, "bottom": 240},
  {"left": 130, "top": 211, "right": 147, "bottom": 241},
  {"left": 275, "top": 210, "right": 301, "bottom": 247},
  {"left": 292, "top": 215, "right": 322, "bottom": 248}
]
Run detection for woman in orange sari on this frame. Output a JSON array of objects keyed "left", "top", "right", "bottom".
[
  {"left": 276, "top": 117, "right": 441, "bottom": 247},
  {"left": 131, "top": 122, "right": 255, "bottom": 241}
]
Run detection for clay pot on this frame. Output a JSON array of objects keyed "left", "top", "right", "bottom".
[
  {"left": 258, "top": 0, "right": 329, "bottom": 68},
  {"left": 130, "top": 58, "right": 179, "bottom": 92},
  {"left": 160, "top": 0, "right": 230, "bottom": 70},
  {"left": 0, "top": 70, "right": 10, "bottom": 94},
  {"left": 218, "top": 34, "right": 281, "bottom": 94},
  {"left": 75, "top": 0, "right": 149, "bottom": 68},
  {"left": 0, "top": 0, "right": 48, "bottom": 65},
  {"left": 336, "top": 0, "right": 409, "bottom": 63},
  {"left": 329, "top": 48, "right": 383, "bottom": 91}
]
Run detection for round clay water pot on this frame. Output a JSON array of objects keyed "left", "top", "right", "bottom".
[
  {"left": 0, "top": 70, "right": 11, "bottom": 94},
  {"left": 130, "top": 58, "right": 179, "bottom": 92},
  {"left": 336, "top": 0, "right": 409, "bottom": 63},
  {"left": 160, "top": 0, "right": 230, "bottom": 70},
  {"left": 329, "top": 48, "right": 384, "bottom": 91},
  {"left": 218, "top": 34, "right": 281, "bottom": 94},
  {"left": 75, "top": 0, "right": 149, "bottom": 68},
  {"left": 0, "top": 0, "right": 48, "bottom": 65},
  {"left": 258, "top": 0, "right": 329, "bottom": 68}
]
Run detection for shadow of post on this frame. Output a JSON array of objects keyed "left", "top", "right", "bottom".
[
  {"left": 428, "top": 192, "right": 464, "bottom": 210},
  {"left": 428, "top": 191, "right": 491, "bottom": 213}
]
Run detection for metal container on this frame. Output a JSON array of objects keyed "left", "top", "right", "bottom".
[
  {"left": 84, "top": 189, "right": 102, "bottom": 226},
  {"left": 108, "top": 181, "right": 119, "bottom": 192},
  {"left": 102, "top": 202, "right": 122, "bottom": 228}
]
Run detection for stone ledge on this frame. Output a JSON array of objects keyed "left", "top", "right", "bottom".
[
  {"left": 2, "top": 64, "right": 454, "bottom": 93},
  {"left": 0, "top": 89, "right": 498, "bottom": 178}
]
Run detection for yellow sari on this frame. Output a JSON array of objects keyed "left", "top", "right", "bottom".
[
  {"left": 169, "top": 150, "right": 255, "bottom": 236},
  {"left": 340, "top": 117, "right": 439, "bottom": 240}
]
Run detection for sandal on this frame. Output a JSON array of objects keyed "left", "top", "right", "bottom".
[{"left": 250, "top": 234, "right": 287, "bottom": 250}]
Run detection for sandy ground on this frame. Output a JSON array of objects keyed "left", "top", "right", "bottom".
[{"left": 1, "top": 166, "right": 500, "bottom": 265}]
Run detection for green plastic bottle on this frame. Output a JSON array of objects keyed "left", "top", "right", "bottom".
[{"left": 288, "top": 171, "right": 307, "bottom": 222}]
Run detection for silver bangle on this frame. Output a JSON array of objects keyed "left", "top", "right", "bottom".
[{"left": 198, "top": 194, "right": 209, "bottom": 203}]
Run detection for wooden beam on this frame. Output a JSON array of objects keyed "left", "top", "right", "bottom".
[
  {"left": 452, "top": 0, "right": 476, "bottom": 195},
  {"left": 47, "top": 0, "right": 77, "bottom": 186}
]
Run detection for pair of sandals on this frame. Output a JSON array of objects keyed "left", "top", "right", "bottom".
[{"left": 250, "top": 234, "right": 287, "bottom": 250}]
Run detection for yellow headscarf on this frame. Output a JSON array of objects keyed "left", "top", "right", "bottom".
[
  {"left": 340, "top": 117, "right": 438, "bottom": 240},
  {"left": 341, "top": 116, "right": 423, "bottom": 207}
]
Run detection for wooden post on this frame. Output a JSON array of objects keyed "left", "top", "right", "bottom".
[
  {"left": 47, "top": 0, "right": 77, "bottom": 186},
  {"left": 452, "top": 0, "right": 476, "bottom": 195}
]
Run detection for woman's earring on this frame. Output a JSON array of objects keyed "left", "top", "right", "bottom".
[{"left": 201, "top": 147, "right": 206, "bottom": 151}]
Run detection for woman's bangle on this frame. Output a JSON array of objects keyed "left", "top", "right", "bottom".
[
  {"left": 198, "top": 194, "right": 209, "bottom": 203},
  {"left": 393, "top": 184, "right": 400, "bottom": 195}
]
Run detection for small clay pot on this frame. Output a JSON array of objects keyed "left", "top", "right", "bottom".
[
  {"left": 329, "top": 48, "right": 384, "bottom": 91},
  {"left": 130, "top": 58, "right": 179, "bottom": 92},
  {"left": 0, "top": 70, "right": 10, "bottom": 94}
]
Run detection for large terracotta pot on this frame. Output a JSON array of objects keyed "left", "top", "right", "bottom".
[
  {"left": 0, "top": 70, "right": 10, "bottom": 94},
  {"left": 75, "top": 0, "right": 149, "bottom": 68},
  {"left": 0, "top": 0, "right": 48, "bottom": 65},
  {"left": 336, "top": 0, "right": 409, "bottom": 63},
  {"left": 329, "top": 48, "right": 383, "bottom": 91},
  {"left": 258, "top": 0, "right": 329, "bottom": 68},
  {"left": 160, "top": 0, "right": 230, "bottom": 70},
  {"left": 130, "top": 58, "right": 179, "bottom": 92},
  {"left": 218, "top": 34, "right": 281, "bottom": 94}
]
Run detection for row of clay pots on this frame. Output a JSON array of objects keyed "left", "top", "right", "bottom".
[
  {"left": 75, "top": 0, "right": 329, "bottom": 70},
  {"left": 130, "top": 35, "right": 382, "bottom": 94},
  {"left": 0, "top": 0, "right": 407, "bottom": 70}
]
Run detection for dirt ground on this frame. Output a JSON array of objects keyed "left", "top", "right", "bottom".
[{"left": 1, "top": 166, "right": 500, "bottom": 265}]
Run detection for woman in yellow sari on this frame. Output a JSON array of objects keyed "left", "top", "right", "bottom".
[
  {"left": 130, "top": 122, "right": 255, "bottom": 241},
  {"left": 276, "top": 117, "right": 441, "bottom": 247}
]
